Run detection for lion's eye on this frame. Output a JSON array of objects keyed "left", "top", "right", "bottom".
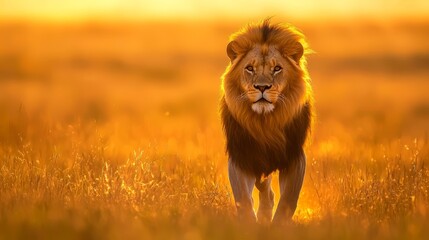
[
  {"left": 245, "top": 65, "right": 254, "bottom": 72},
  {"left": 273, "top": 66, "right": 282, "bottom": 72}
]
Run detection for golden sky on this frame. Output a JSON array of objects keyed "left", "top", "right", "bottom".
[{"left": 0, "top": 0, "right": 428, "bottom": 21}]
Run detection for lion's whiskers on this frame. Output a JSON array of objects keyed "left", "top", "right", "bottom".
[
  {"left": 277, "top": 94, "right": 287, "bottom": 105},
  {"left": 235, "top": 92, "right": 248, "bottom": 102}
]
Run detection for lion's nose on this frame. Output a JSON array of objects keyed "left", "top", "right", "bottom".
[{"left": 253, "top": 84, "right": 272, "bottom": 93}]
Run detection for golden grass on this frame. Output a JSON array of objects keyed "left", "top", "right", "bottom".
[{"left": 0, "top": 19, "right": 429, "bottom": 239}]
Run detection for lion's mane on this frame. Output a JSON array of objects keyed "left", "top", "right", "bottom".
[{"left": 220, "top": 20, "right": 313, "bottom": 177}]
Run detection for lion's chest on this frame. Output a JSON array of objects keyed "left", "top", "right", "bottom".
[{"left": 221, "top": 99, "right": 311, "bottom": 177}]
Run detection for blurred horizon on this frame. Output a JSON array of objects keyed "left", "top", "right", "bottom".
[{"left": 1, "top": 0, "right": 429, "bottom": 23}]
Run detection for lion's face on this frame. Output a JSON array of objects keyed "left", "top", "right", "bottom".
[{"left": 238, "top": 45, "right": 293, "bottom": 114}]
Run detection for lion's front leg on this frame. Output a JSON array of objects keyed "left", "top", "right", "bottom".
[
  {"left": 272, "top": 152, "right": 306, "bottom": 224},
  {"left": 228, "top": 160, "right": 256, "bottom": 222},
  {"left": 255, "top": 174, "right": 274, "bottom": 224}
]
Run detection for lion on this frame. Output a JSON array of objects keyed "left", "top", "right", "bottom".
[{"left": 220, "top": 19, "right": 313, "bottom": 224}]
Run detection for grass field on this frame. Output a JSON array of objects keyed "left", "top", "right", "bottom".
[{"left": 1, "top": 19, "right": 429, "bottom": 239}]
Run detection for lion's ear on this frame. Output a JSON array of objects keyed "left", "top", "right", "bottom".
[
  {"left": 227, "top": 41, "right": 238, "bottom": 61},
  {"left": 290, "top": 42, "right": 304, "bottom": 62}
]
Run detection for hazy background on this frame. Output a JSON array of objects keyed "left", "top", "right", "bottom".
[
  {"left": 1, "top": 0, "right": 428, "bottom": 151},
  {"left": 1, "top": 0, "right": 429, "bottom": 21}
]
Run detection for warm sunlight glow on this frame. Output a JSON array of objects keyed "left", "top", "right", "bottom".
[
  {"left": 1, "top": 0, "right": 428, "bottom": 238},
  {"left": 317, "top": 139, "right": 342, "bottom": 156},
  {"left": 1, "top": 0, "right": 428, "bottom": 21},
  {"left": 294, "top": 207, "right": 319, "bottom": 223}
]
